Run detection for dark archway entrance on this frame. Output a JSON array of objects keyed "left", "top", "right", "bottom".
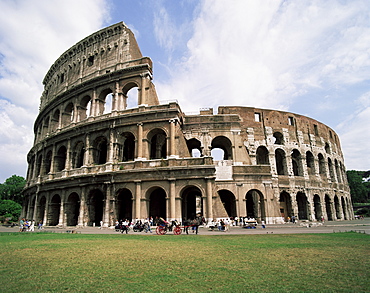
[
  {"left": 49, "top": 194, "right": 61, "bottom": 226},
  {"left": 325, "top": 194, "right": 333, "bottom": 221},
  {"left": 181, "top": 186, "right": 203, "bottom": 221},
  {"left": 116, "top": 188, "right": 133, "bottom": 221},
  {"left": 37, "top": 196, "right": 46, "bottom": 224},
  {"left": 296, "top": 192, "right": 308, "bottom": 220},
  {"left": 87, "top": 189, "right": 104, "bottom": 226},
  {"left": 65, "top": 192, "right": 80, "bottom": 226},
  {"left": 218, "top": 190, "right": 236, "bottom": 218},
  {"left": 279, "top": 191, "right": 292, "bottom": 221},
  {"left": 245, "top": 189, "right": 265, "bottom": 222},
  {"left": 313, "top": 194, "right": 322, "bottom": 221},
  {"left": 334, "top": 195, "right": 341, "bottom": 219},
  {"left": 149, "top": 188, "right": 166, "bottom": 220}
]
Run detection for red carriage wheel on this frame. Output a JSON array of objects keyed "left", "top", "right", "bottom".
[
  {"left": 156, "top": 226, "right": 167, "bottom": 235},
  {"left": 173, "top": 226, "right": 181, "bottom": 235}
]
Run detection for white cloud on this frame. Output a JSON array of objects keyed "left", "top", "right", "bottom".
[
  {"left": 338, "top": 105, "right": 370, "bottom": 170},
  {"left": 155, "top": 0, "right": 370, "bottom": 115},
  {"left": 0, "top": 0, "right": 110, "bottom": 182}
]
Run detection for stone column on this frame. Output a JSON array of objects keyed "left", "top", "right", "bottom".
[
  {"left": 78, "top": 188, "right": 86, "bottom": 227},
  {"left": 58, "top": 198, "right": 64, "bottom": 226},
  {"left": 205, "top": 177, "right": 214, "bottom": 221},
  {"left": 43, "top": 199, "right": 49, "bottom": 226},
  {"left": 91, "top": 89, "right": 98, "bottom": 116},
  {"left": 169, "top": 119, "right": 177, "bottom": 158},
  {"left": 58, "top": 108, "right": 62, "bottom": 130},
  {"left": 103, "top": 184, "right": 111, "bottom": 227},
  {"left": 134, "top": 180, "right": 141, "bottom": 220},
  {"left": 84, "top": 133, "right": 91, "bottom": 166},
  {"left": 291, "top": 195, "right": 298, "bottom": 219},
  {"left": 139, "top": 73, "right": 147, "bottom": 105},
  {"left": 65, "top": 139, "right": 71, "bottom": 170},
  {"left": 32, "top": 193, "right": 38, "bottom": 221},
  {"left": 108, "top": 129, "right": 115, "bottom": 163},
  {"left": 169, "top": 178, "right": 176, "bottom": 221},
  {"left": 50, "top": 144, "right": 56, "bottom": 175},
  {"left": 136, "top": 123, "right": 143, "bottom": 160}
]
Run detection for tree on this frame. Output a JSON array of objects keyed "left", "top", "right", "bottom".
[
  {"left": 0, "top": 199, "right": 22, "bottom": 222},
  {"left": 0, "top": 175, "right": 26, "bottom": 204},
  {"left": 346, "top": 170, "right": 369, "bottom": 203}
]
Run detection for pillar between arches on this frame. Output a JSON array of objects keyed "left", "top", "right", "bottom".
[{"left": 134, "top": 180, "right": 141, "bottom": 220}]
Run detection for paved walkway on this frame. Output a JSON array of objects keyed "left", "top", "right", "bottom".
[{"left": 2, "top": 218, "right": 369, "bottom": 235}]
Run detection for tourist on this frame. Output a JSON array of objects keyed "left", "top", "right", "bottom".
[{"left": 19, "top": 218, "right": 24, "bottom": 232}]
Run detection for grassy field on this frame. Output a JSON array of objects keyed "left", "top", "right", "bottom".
[{"left": 0, "top": 232, "right": 369, "bottom": 293}]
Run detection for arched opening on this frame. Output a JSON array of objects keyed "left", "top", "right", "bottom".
[
  {"left": 28, "top": 156, "right": 35, "bottom": 180},
  {"left": 273, "top": 132, "right": 284, "bottom": 145},
  {"left": 318, "top": 153, "right": 326, "bottom": 175},
  {"left": 149, "top": 188, "right": 166, "bottom": 220},
  {"left": 256, "top": 146, "right": 269, "bottom": 165},
  {"left": 313, "top": 194, "right": 322, "bottom": 221},
  {"left": 43, "top": 116, "right": 50, "bottom": 137},
  {"left": 325, "top": 142, "right": 330, "bottom": 154},
  {"left": 65, "top": 192, "right": 80, "bottom": 226},
  {"left": 36, "top": 155, "right": 42, "bottom": 176},
  {"left": 44, "top": 151, "right": 52, "bottom": 174},
  {"left": 79, "top": 95, "right": 92, "bottom": 120},
  {"left": 126, "top": 87, "right": 139, "bottom": 109},
  {"left": 121, "top": 132, "right": 135, "bottom": 162},
  {"left": 122, "top": 82, "right": 139, "bottom": 110},
  {"left": 211, "top": 148, "right": 224, "bottom": 160},
  {"left": 73, "top": 141, "right": 85, "bottom": 168},
  {"left": 186, "top": 138, "right": 202, "bottom": 158},
  {"left": 116, "top": 188, "right": 133, "bottom": 221},
  {"left": 328, "top": 158, "right": 335, "bottom": 181},
  {"left": 306, "top": 151, "right": 315, "bottom": 175},
  {"left": 279, "top": 191, "right": 292, "bottom": 221},
  {"left": 275, "top": 148, "right": 287, "bottom": 175},
  {"left": 211, "top": 136, "right": 233, "bottom": 160},
  {"left": 335, "top": 159, "right": 342, "bottom": 183},
  {"left": 55, "top": 146, "right": 67, "bottom": 172},
  {"left": 148, "top": 129, "right": 167, "bottom": 159},
  {"left": 291, "top": 149, "right": 302, "bottom": 176},
  {"left": 97, "top": 88, "right": 113, "bottom": 115},
  {"left": 93, "top": 136, "right": 108, "bottom": 164},
  {"left": 218, "top": 190, "right": 236, "bottom": 218},
  {"left": 87, "top": 189, "right": 104, "bottom": 226},
  {"left": 62, "top": 103, "right": 74, "bottom": 126},
  {"left": 181, "top": 186, "right": 203, "bottom": 221},
  {"left": 103, "top": 93, "right": 113, "bottom": 114},
  {"left": 49, "top": 194, "right": 61, "bottom": 226},
  {"left": 325, "top": 194, "right": 333, "bottom": 221},
  {"left": 37, "top": 196, "right": 46, "bottom": 224},
  {"left": 51, "top": 109, "right": 60, "bottom": 132},
  {"left": 296, "top": 192, "right": 308, "bottom": 220},
  {"left": 245, "top": 189, "right": 265, "bottom": 222},
  {"left": 334, "top": 195, "right": 341, "bottom": 219}
]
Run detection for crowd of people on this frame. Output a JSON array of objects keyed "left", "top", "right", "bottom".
[{"left": 18, "top": 218, "right": 43, "bottom": 232}]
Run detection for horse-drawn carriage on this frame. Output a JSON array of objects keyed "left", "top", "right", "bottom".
[{"left": 155, "top": 217, "right": 203, "bottom": 235}]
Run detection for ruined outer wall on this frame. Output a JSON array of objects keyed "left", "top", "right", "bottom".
[
  {"left": 21, "top": 22, "right": 353, "bottom": 228},
  {"left": 40, "top": 22, "right": 146, "bottom": 111}
]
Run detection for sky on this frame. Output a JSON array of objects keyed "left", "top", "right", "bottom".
[{"left": 0, "top": 0, "right": 369, "bottom": 183}]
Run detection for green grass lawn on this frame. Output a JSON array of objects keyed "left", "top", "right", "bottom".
[{"left": 0, "top": 232, "right": 368, "bottom": 293}]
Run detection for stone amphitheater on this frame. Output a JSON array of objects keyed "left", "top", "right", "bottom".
[{"left": 21, "top": 22, "right": 354, "bottom": 227}]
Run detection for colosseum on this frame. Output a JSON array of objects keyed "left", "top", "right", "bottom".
[{"left": 22, "top": 22, "right": 354, "bottom": 227}]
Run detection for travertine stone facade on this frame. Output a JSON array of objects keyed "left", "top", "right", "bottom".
[{"left": 22, "top": 22, "right": 354, "bottom": 227}]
